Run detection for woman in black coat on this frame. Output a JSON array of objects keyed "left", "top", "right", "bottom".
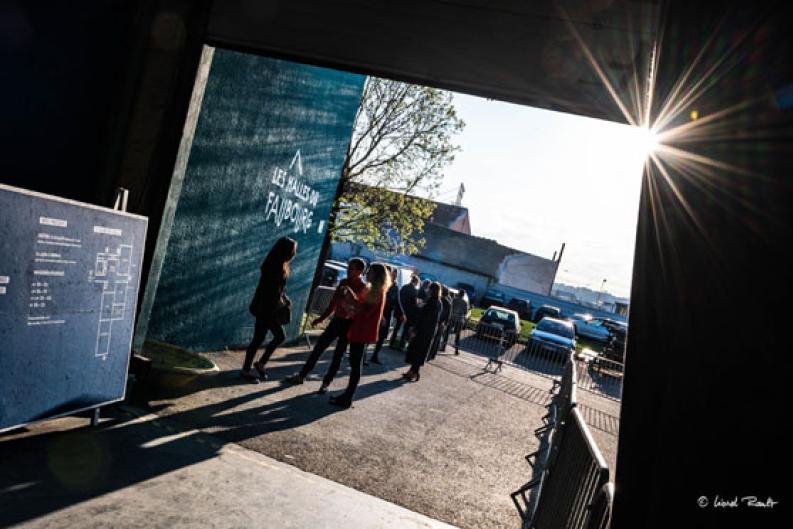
[
  {"left": 403, "top": 282, "right": 442, "bottom": 382},
  {"left": 241, "top": 236, "right": 297, "bottom": 382}
]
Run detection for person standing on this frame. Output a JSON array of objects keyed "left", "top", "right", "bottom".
[
  {"left": 367, "top": 267, "right": 399, "bottom": 365},
  {"left": 449, "top": 289, "right": 470, "bottom": 355},
  {"left": 241, "top": 237, "right": 298, "bottom": 383},
  {"left": 430, "top": 286, "right": 453, "bottom": 360},
  {"left": 396, "top": 275, "right": 421, "bottom": 350},
  {"left": 417, "top": 279, "right": 431, "bottom": 302},
  {"left": 329, "top": 263, "right": 390, "bottom": 408},
  {"left": 403, "top": 282, "right": 442, "bottom": 381},
  {"left": 285, "top": 258, "right": 366, "bottom": 392},
  {"left": 388, "top": 279, "right": 406, "bottom": 348}
]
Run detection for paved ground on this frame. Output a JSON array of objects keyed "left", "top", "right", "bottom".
[
  {"left": 144, "top": 341, "right": 619, "bottom": 529},
  {"left": 0, "top": 408, "right": 456, "bottom": 529},
  {"left": 0, "top": 341, "right": 620, "bottom": 529},
  {"left": 140, "top": 345, "right": 546, "bottom": 529}
]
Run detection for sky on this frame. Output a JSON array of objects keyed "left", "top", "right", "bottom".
[{"left": 435, "top": 93, "right": 650, "bottom": 299}]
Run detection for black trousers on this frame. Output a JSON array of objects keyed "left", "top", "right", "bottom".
[
  {"left": 449, "top": 316, "right": 465, "bottom": 353},
  {"left": 340, "top": 341, "right": 366, "bottom": 400},
  {"left": 243, "top": 317, "right": 286, "bottom": 371},
  {"left": 299, "top": 317, "right": 352, "bottom": 386},
  {"left": 389, "top": 312, "right": 404, "bottom": 344},
  {"left": 429, "top": 322, "right": 447, "bottom": 360},
  {"left": 373, "top": 306, "right": 394, "bottom": 356},
  {"left": 400, "top": 315, "right": 416, "bottom": 347}
]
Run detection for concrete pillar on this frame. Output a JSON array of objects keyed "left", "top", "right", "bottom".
[{"left": 612, "top": 2, "right": 790, "bottom": 526}]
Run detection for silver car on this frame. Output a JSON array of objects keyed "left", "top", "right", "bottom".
[
  {"left": 568, "top": 314, "right": 611, "bottom": 343},
  {"left": 526, "top": 317, "right": 577, "bottom": 361}
]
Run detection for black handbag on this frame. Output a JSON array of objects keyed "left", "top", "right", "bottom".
[{"left": 275, "top": 295, "right": 292, "bottom": 325}]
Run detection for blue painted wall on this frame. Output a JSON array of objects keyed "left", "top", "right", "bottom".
[{"left": 146, "top": 51, "right": 364, "bottom": 351}]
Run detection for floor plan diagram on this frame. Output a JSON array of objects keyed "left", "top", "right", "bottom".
[{"left": 93, "top": 243, "right": 134, "bottom": 359}]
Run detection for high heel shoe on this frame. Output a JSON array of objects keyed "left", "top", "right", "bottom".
[
  {"left": 240, "top": 369, "right": 260, "bottom": 384},
  {"left": 409, "top": 372, "right": 421, "bottom": 382},
  {"left": 402, "top": 371, "right": 414, "bottom": 380},
  {"left": 329, "top": 395, "right": 352, "bottom": 408}
]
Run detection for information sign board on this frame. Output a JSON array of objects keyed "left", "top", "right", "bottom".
[{"left": 0, "top": 184, "right": 147, "bottom": 431}]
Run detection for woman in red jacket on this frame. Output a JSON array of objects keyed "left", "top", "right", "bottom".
[{"left": 329, "top": 263, "right": 391, "bottom": 408}]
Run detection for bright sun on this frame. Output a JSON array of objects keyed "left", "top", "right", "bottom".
[{"left": 638, "top": 126, "right": 659, "bottom": 157}]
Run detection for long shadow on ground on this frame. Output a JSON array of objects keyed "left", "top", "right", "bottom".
[{"left": 0, "top": 375, "right": 400, "bottom": 527}]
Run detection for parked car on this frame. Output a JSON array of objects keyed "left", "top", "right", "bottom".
[
  {"left": 506, "top": 297, "right": 533, "bottom": 320},
  {"left": 527, "top": 317, "right": 577, "bottom": 361},
  {"left": 371, "top": 261, "right": 416, "bottom": 288},
  {"left": 532, "top": 304, "right": 561, "bottom": 323},
  {"left": 474, "top": 306, "right": 520, "bottom": 347},
  {"left": 319, "top": 260, "right": 348, "bottom": 287},
  {"left": 602, "top": 319, "right": 628, "bottom": 335},
  {"left": 568, "top": 313, "right": 611, "bottom": 343},
  {"left": 480, "top": 288, "right": 506, "bottom": 309}
]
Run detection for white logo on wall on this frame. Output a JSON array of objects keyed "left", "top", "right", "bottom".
[{"left": 265, "top": 150, "right": 320, "bottom": 234}]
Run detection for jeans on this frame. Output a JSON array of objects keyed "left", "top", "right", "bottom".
[
  {"left": 339, "top": 342, "right": 366, "bottom": 400},
  {"left": 299, "top": 317, "right": 352, "bottom": 386},
  {"left": 373, "top": 307, "right": 394, "bottom": 356},
  {"left": 243, "top": 317, "right": 286, "bottom": 371}
]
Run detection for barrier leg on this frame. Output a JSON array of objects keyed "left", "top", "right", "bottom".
[{"left": 91, "top": 407, "right": 101, "bottom": 427}]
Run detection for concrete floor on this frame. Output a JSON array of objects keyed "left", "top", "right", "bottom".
[
  {"left": 0, "top": 342, "right": 619, "bottom": 529},
  {"left": 0, "top": 408, "right": 457, "bottom": 529},
  {"left": 144, "top": 343, "right": 618, "bottom": 529}
]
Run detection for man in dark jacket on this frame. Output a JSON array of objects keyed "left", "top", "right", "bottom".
[
  {"left": 429, "top": 286, "right": 452, "bottom": 360},
  {"left": 395, "top": 274, "right": 420, "bottom": 350},
  {"left": 404, "top": 282, "right": 442, "bottom": 381},
  {"left": 285, "top": 258, "right": 366, "bottom": 393},
  {"left": 449, "top": 289, "right": 470, "bottom": 355}
]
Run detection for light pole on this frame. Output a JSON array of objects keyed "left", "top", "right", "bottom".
[{"left": 596, "top": 278, "right": 607, "bottom": 306}]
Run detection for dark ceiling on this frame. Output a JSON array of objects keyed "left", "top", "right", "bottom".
[{"left": 208, "top": 0, "right": 661, "bottom": 125}]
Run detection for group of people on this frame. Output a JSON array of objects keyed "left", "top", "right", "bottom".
[{"left": 240, "top": 236, "right": 470, "bottom": 408}]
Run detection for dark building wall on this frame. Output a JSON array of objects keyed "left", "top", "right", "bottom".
[
  {"left": 613, "top": 2, "right": 791, "bottom": 527},
  {"left": 0, "top": 1, "right": 141, "bottom": 205},
  {"left": 144, "top": 50, "right": 364, "bottom": 351}
]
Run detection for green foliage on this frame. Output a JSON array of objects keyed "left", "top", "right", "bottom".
[{"left": 330, "top": 78, "right": 465, "bottom": 255}]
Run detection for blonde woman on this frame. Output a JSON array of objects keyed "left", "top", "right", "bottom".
[{"left": 329, "top": 263, "right": 391, "bottom": 408}]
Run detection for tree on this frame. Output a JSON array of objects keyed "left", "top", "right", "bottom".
[{"left": 329, "top": 78, "right": 465, "bottom": 255}]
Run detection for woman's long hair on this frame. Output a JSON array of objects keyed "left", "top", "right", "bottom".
[
  {"left": 366, "top": 263, "right": 391, "bottom": 303},
  {"left": 261, "top": 237, "right": 297, "bottom": 278}
]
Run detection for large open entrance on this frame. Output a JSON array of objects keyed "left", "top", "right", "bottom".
[
  {"left": 126, "top": 1, "right": 660, "bottom": 525},
  {"left": 1, "top": 2, "right": 788, "bottom": 528}
]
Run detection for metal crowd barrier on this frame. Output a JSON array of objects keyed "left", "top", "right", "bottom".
[
  {"left": 582, "top": 483, "right": 614, "bottom": 529},
  {"left": 507, "top": 339, "right": 569, "bottom": 379},
  {"left": 574, "top": 356, "right": 624, "bottom": 401},
  {"left": 444, "top": 316, "right": 522, "bottom": 371},
  {"left": 530, "top": 408, "right": 610, "bottom": 529},
  {"left": 513, "top": 355, "right": 576, "bottom": 521},
  {"left": 445, "top": 316, "right": 623, "bottom": 401},
  {"left": 511, "top": 356, "right": 614, "bottom": 529}
]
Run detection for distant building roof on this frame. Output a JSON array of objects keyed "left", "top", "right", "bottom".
[
  {"left": 428, "top": 201, "right": 471, "bottom": 234},
  {"left": 418, "top": 223, "right": 517, "bottom": 278}
]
